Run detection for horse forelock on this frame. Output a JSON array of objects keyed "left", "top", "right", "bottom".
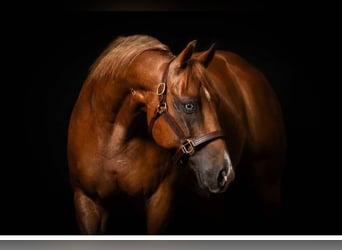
[
  {"left": 172, "top": 59, "right": 217, "bottom": 101},
  {"left": 89, "top": 35, "right": 171, "bottom": 81}
]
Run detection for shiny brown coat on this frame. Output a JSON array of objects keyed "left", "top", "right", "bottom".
[{"left": 67, "top": 35, "right": 286, "bottom": 234}]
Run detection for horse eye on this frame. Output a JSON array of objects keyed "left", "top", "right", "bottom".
[{"left": 183, "top": 102, "right": 196, "bottom": 113}]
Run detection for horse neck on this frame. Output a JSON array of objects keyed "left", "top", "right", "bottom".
[
  {"left": 90, "top": 51, "right": 172, "bottom": 151},
  {"left": 90, "top": 77, "right": 128, "bottom": 126},
  {"left": 126, "top": 50, "right": 174, "bottom": 91}
]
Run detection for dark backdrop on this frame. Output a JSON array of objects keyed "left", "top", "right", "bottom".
[{"left": 3, "top": 4, "right": 335, "bottom": 235}]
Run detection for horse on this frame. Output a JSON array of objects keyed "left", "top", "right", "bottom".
[{"left": 67, "top": 34, "right": 286, "bottom": 234}]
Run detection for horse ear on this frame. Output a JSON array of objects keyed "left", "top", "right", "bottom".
[
  {"left": 197, "top": 43, "right": 216, "bottom": 67},
  {"left": 173, "top": 40, "right": 197, "bottom": 69}
]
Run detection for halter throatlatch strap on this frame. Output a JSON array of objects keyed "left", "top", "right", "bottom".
[
  {"left": 148, "top": 58, "right": 226, "bottom": 166},
  {"left": 148, "top": 58, "right": 174, "bottom": 135}
]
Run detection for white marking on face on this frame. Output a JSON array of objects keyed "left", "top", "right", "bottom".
[
  {"left": 224, "top": 151, "right": 233, "bottom": 174},
  {"left": 203, "top": 87, "right": 211, "bottom": 102}
]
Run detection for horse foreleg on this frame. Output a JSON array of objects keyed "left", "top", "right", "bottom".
[
  {"left": 73, "top": 188, "right": 108, "bottom": 234},
  {"left": 146, "top": 180, "right": 173, "bottom": 235}
]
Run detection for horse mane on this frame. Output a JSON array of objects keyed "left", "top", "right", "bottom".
[{"left": 89, "top": 35, "right": 171, "bottom": 81}]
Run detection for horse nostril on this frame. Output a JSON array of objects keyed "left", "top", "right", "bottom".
[{"left": 217, "top": 168, "right": 227, "bottom": 188}]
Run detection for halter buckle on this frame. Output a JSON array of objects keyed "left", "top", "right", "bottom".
[
  {"left": 130, "top": 88, "right": 136, "bottom": 95},
  {"left": 157, "top": 82, "right": 166, "bottom": 96},
  {"left": 157, "top": 102, "right": 167, "bottom": 114},
  {"left": 181, "top": 139, "right": 195, "bottom": 156}
]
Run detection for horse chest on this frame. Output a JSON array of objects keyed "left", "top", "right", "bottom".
[{"left": 101, "top": 142, "right": 170, "bottom": 198}]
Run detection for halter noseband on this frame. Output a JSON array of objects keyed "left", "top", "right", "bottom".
[{"left": 149, "top": 59, "right": 225, "bottom": 166}]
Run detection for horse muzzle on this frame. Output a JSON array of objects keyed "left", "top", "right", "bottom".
[{"left": 195, "top": 163, "right": 235, "bottom": 194}]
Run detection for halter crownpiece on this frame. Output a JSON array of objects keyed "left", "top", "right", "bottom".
[{"left": 149, "top": 58, "right": 225, "bottom": 166}]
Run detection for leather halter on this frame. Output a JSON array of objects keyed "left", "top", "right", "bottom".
[{"left": 149, "top": 59, "right": 225, "bottom": 166}]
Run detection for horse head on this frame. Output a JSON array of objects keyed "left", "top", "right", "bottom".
[{"left": 146, "top": 40, "right": 235, "bottom": 193}]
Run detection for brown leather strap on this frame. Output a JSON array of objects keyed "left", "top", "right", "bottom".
[
  {"left": 149, "top": 58, "right": 174, "bottom": 135},
  {"left": 173, "top": 130, "right": 226, "bottom": 165},
  {"left": 149, "top": 102, "right": 166, "bottom": 135},
  {"left": 163, "top": 112, "right": 187, "bottom": 140},
  {"left": 149, "top": 103, "right": 187, "bottom": 140}
]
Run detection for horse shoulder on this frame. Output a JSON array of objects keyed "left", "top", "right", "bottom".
[
  {"left": 213, "top": 50, "right": 286, "bottom": 156},
  {"left": 212, "top": 51, "right": 286, "bottom": 212},
  {"left": 204, "top": 51, "right": 249, "bottom": 166}
]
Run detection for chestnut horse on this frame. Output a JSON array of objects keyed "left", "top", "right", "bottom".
[{"left": 67, "top": 35, "right": 286, "bottom": 234}]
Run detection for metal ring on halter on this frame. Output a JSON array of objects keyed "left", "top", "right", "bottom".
[
  {"left": 180, "top": 139, "right": 195, "bottom": 156},
  {"left": 130, "top": 88, "right": 136, "bottom": 95},
  {"left": 157, "top": 102, "right": 167, "bottom": 114},
  {"left": 157, "top": 82, "right": 166, "bottom": 96}
]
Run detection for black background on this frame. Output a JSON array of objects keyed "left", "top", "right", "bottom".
[{"left": 3, "top": 1, "right": 336, "bottom": 235}]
